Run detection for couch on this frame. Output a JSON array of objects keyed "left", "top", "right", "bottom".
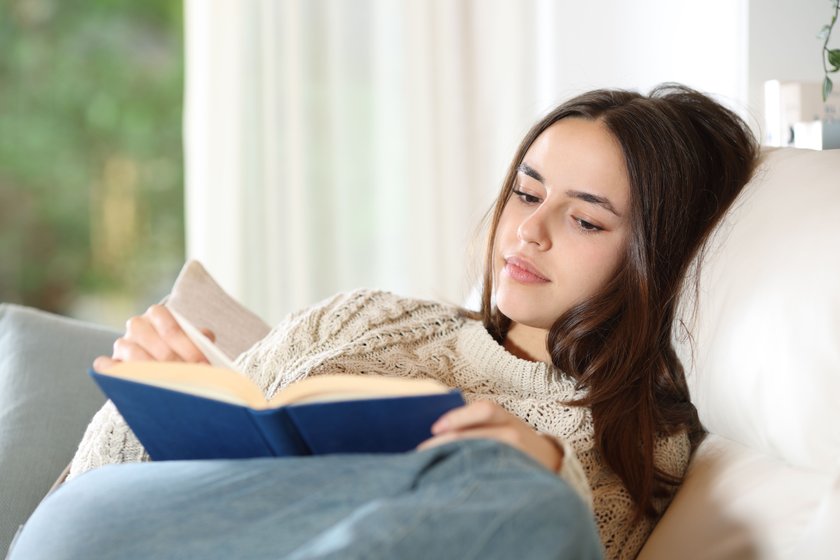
[
  {"left": 1, "top": 147, "right": 838, "bottom": 559},
  {"left": 638, "top": 147, "right": 840, "bottom": 559}
]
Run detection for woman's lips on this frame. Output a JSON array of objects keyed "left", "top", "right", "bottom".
[{"left": 503, "top": 256, "right": 550, "bottom": 284}]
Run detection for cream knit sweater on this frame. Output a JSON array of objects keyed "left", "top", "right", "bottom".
[{"left": 69, "top": 289, "right": 690, "bottom": 560}]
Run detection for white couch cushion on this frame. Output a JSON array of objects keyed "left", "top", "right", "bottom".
[
  {"left": 675, "top": 147, "right": 840, "bottom": 473},
  {"left": 638, "top": 434, "right": 833, "bottom": 560},
  {"left": 643, "top": 148, "right": 840, "bottom": 560},
  {"left": 790, "top": 471, "right": 840, "bottom": 558}
]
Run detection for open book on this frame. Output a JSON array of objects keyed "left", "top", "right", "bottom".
[
  {"left": 89, "top": 260, "right": 464, "bottom": 461},
  {"left": 90, "top": 362, "right": 464, "bottom": 461}
]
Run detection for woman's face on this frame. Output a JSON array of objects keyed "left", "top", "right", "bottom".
[{"left": 494, "top": 117, "right": 631, "bottom": 330}]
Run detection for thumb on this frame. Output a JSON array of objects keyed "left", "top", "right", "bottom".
[{"left": 200, "top": 329, "right": 216, "bottom": 343}]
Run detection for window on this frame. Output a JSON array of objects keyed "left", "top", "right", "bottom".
[{"left": 0, "top": 0, "right": 185, "bottom": 327}]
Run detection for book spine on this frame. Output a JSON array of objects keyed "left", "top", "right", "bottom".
[{"left": 250, "top": 408, "right": 312, "bottom": 457}]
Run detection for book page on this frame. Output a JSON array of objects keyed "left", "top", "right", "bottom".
[
  {"left": 98, "top": 362, "right": 267, "bottom": 408},
  {"left": 165, "top": 260, "right": 271, "bottom": 358},
  {"left": 97, "top": 362, "right": 457, "bottom": 411},
  {"left": 269, "top": 374, "right": 451, "bottom": 407},
  {"left": 168, "top": 307, "right": 240, "bottom": 371}
]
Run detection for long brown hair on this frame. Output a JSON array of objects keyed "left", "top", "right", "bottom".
[{"left": 478, "top": 84, "right": 759, "bottom": 520}]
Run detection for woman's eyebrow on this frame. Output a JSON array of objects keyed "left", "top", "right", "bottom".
[
  {"left": 518, "top": 162, "right": 621, "bottom": 217},
  {"left": 565, "top": 190, "right": 621, "bottom": 217},
  {"left": 517, "top": 162, "right": 544, "bottom": 183}
]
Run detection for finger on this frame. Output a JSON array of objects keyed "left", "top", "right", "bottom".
[
  {"left": 125, "top": 315, "right": 180, "bottom": 362},
  {"left": 417, "top": 427, "right": 562, "bottom": 473},
  {"left": 146, "top": 305, "right": 208, "bottom": 363},
  {"left": 417, "top": 426, "right": 519, "bottom": 452},
  {"left": 93, "top": 355, "right": 119, "bottom": 371},
  {"left": 431, "top": 401, "right": 510, "bottom": 434},
  {"left": 112, "top": 337, "right": 155, "bottom": 362}
]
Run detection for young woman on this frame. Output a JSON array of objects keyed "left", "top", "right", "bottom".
[{"left": 10, "top": 84, "right": 758, "bottom": 560}]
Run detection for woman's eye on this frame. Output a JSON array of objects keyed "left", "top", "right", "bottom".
[
  {"left": 574, "top": 217, "right": 603, "bottom": 232},
  {"left": 512, "top": 189, "right": 541, "bottom": 204}
]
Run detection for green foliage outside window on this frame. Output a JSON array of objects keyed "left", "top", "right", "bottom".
[{"left": 0, "top": 0, "right": 185, "bottom": 324}]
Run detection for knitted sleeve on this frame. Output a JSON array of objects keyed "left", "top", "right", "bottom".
[
  {"left": 232, "top": 289, "right": 460, "bottom": 397},
  {"left": 233, "top": 291, "right": 356, "bottom": 397},
  {"left": 66, "top": 401, "right": 149, "bottom": 480},
  {"left": 589, "top": 431, "right": 691, "bottom": 560},
  {"left": 550, "top": 435, "right": 594, "bottom": 509}
]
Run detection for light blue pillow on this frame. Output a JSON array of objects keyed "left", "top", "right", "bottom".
[{"left": 0, "top": 304, "right": 118, "bottom": 557}]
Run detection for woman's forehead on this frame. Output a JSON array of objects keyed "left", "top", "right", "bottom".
[{"left": 522, "top": 118, "right": 630, "bottom": 210}]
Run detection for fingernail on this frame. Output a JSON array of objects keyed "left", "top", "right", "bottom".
[{"left": 431, "top": 420, "right": 448, "bottom": 434}]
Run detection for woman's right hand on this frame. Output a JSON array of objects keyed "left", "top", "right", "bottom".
[{"left": 93, "top": 304, "right": 214, "bottom": 371}]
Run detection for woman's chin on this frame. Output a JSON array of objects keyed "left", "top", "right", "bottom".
[{"left": 496, "top": 301, "right": 556, "bottom": 331}]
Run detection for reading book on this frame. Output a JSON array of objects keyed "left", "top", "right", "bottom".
[{"left": 90, "top": 362, "right": 465, "bottom": 461}]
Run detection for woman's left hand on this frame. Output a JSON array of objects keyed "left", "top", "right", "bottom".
[{"left": 416, "top": 400, "right": 564, "bottom": 473}]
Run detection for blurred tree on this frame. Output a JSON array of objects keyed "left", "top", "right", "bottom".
[{"left": 0, "top": 0, "right": 184, "bottom": 321}]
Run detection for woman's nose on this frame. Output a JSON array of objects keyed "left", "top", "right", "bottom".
[{"left": 517, "top": 206, "right": 552, "bottom": 250}]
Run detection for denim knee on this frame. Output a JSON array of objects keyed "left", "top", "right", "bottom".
[
  {"left": 415, "top": 439, "right": 603, "bottom": 558},
  {"left": 8, "top": 464, "right": 154, "bottom": 559},
  {"left": 476, "top": 444, "right": 603, "bottom": 559}
]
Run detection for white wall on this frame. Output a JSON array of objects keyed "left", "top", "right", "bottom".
[
  {"left": 537, "top": 0, "right": 834, "bottom": 140},
  {"left": 533, "top": 0, "right": 748, "bottom": 121}
]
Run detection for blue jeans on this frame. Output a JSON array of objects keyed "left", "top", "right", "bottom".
[{"left": 10, "top": 439, "right": 603, "bottom": 559}]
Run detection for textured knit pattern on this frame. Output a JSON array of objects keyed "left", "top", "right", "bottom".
[{"left": 69, "top": 289, "right": 690, "bottom": 560}]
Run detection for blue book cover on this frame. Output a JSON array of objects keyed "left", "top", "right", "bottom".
[{"left": 89, "top": 363, "right": 464, "bottom": 461}]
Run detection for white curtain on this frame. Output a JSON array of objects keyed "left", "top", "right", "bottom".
[{"left": 184, "top": 0, "right": 746, "bottom": 325}]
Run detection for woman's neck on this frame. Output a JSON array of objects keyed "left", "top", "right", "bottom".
[{"left": 503, "top": 322, "right": 551, "bottom": 363}]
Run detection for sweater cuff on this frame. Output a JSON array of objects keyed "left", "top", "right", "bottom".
[{"left": 541, "top": 433, "right": 593, "bottom": 510}]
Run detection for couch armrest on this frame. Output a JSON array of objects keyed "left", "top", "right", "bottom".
[{"left": 0, "top": 304, "right": 118, "bottom": 558}]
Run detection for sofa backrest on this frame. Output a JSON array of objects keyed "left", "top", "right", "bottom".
[
  {"left": 639, "top": 147, "right": 840, "bottom": 559},
  {"left": 679, "top": 147, "right": 840, "bottom": 472}
]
